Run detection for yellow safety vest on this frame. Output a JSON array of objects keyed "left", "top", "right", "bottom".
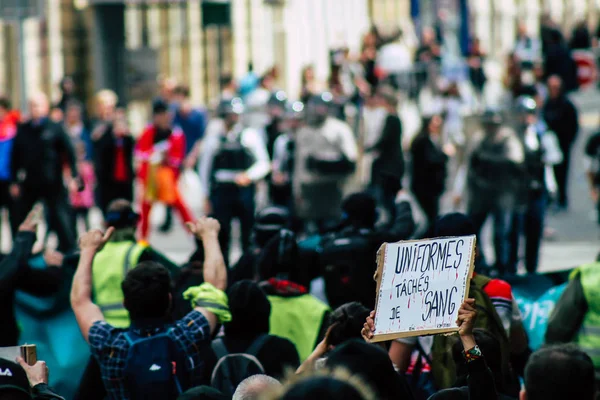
[
  {"left": 268, "top": 294, "right": 330, "bottom": 361},
  {"left": 573, "top": 263, "right": 600, "bottom": 368},
  {"left": 92, "top": 241, "right": 146, "bottom": 328}
]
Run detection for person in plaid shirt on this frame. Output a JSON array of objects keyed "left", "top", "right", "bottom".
[{"left": 70, "top": 217, "right": 228, "bottom": 399}]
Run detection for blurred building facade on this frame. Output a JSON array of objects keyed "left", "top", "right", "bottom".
[{"left": 0, "top": 0, "right": 598, "bottom": 121}]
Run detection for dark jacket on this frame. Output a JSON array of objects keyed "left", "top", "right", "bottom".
[
  {"left": 542, "top": 95, "right": 579, "bottom": 148},
  {"left": 545, "top": 272, "right": 587, "bottom": 344},
  {"left": 0, "top": 232, "right": 63, "bottom": 346},
  {"left": 92, "top": 124, "right": 135, "bottom": 184},
  {"left": 369, "top": 114, "right": 404, "bottom": 184},
  {"left": 429, "top": 357, "right": 516, "bottom": 400},
  {"left": 410, "top": 133, "right": 448, "bottom": 196},
  {"left": 11, "top": 119, "right": 78, "bottom": 188}
]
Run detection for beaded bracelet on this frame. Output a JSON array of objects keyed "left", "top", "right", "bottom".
[{"left": 463, "top": 345, "right": 483, "bottom": 363}]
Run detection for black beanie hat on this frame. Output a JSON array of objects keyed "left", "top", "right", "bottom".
[
  {"left": 434, "top": 213, "right": 477, "bottom": 237},
  {"left": 326, "top": 339, "right": 414, "bottom": 400},
  {"left": 342, "top": 192, "right": 377, "bottom": 227},
  {"left": 224, "top": 280, "right": 271, "bottom": 337},
  {"left": 152, "top": 98, "right": 169, "bottom": 115}
]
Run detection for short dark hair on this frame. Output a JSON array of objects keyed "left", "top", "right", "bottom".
[
  {"left": 0, "top": 96, "right": 11, "bottom": 111},
  {"left": 524, "top": 344, "right": 595, "bottom": 400},
  {"left": 122, "top": 261, "right": 172, "bottom": 320},
  {"left": 327, "top": 302, "right": 370, "bottom": 347},
  {"left": 220, "top": 74, "right": 234, "bottom": 87},
  {"left": 173, "top": 85, "right": 190, "bottom": 98}
]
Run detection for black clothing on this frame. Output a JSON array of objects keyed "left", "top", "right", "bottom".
[
  {"left": 208, "top": 335, "right": 299, "bottom": 380},
  {"left": 543, "top": 96, "right": 579, "bottom": 207},
  {"left": 0, "top": 232, "right": 63, "bottom": 346},
  {"left": 410, "top": 133, "right": 447, "bottom": 227},
  {"left": 544, "top": 43, "right": 578, "bottom": 92},
  {"left": 370, "top": 114, "right": 404, "bottom": 185},
  {"left": 92, "top": 124, "right": 135, "bottom": 214},
  {"left": 429, "top": 357, "right": 515, "bottom": 400},
  {"left": 570, "top": 26, "right": 592, "bottom": 50},
  {"left": 11, "top": 119, "right": 77, "bottom": 187}
]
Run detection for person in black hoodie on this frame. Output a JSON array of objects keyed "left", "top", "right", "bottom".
[
  {"left": 410, "top": 114, "right": 451, "bottom": 231},
  {"left": 542, "top": 75, "right": 579, "bottom": 210},
  {"left": 92, "top": 111, "right": 134, "bottom": 215},
  {"left": 10, "top": 93, "right": 79, "bottom": 253},
  {"left": 367, "top": 86, "right": 404, "bottom": 222},
  {"left": 208, "top": 280, "right": 300, "bottom": 380}
]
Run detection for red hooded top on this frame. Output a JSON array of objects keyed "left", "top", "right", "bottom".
[{"left": 135, "top": 125, "right": 186, "bottom": 184}]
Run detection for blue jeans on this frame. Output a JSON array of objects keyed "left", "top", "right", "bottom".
[
  {"left": 469, "top": 207, "right": 513, "bottom": 275},
  {"left": 509, "top": 192, "right": 547, "bottom": 274},
  {"left": 210, "top": 184, "right": 255, "bottom": 265}
]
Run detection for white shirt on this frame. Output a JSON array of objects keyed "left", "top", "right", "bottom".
[
  {"left": 198, "top": 123, "right": 271, "bottom": 194},
  {"left": 377, "top": 42, "right": 413, "bottom": 74}
]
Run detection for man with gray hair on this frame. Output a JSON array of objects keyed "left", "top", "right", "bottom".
[{"left": 232, "top": 375, "right": 281, "bottom": 400}]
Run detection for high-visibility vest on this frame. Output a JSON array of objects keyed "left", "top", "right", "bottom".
[
  {"left": 268, "top": 294, "right": 330, "bottom": 361},
  {"left": 92, "top": 241, "right": 146, "bottom": 328},
  {"left": 573, "top": 263, "right": 600, "bottom": 367}
]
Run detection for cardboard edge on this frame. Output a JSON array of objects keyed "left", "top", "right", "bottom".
[{"left": 369, "top": 235, "right": 477, "bottom": 343}]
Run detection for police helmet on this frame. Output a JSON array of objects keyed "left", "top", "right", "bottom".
[
  {"left": 480, "top": 109, "right": 503, "bottom": 126},
  {"left": 306, "top": 92, "right": 333, "bottom": 125},
  {"left": 284, "top": 101, "right": 305, "bottom": 120},
  {"left": 267, "top": 90, "right": 288, "bottom": 109},
  {"left": 254, "top": 206, "right": 290, "bottom": 247},
  {"left": 216, "top": 97, "right": 244, "bottom": 118},
  {"left": 516, "top": 96, "right": 537, "bottom": 115}
]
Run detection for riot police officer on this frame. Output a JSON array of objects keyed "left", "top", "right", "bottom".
[
  {"left": 199, "top": 97, "right": 270, "bottom": 264},
  {"left": 271, "top": 101, "right": 304, "bottom": 209},
  {"left": 294, "top": 93, "right": 358, "bottom": 232},
  {"left": 454, "top": 110, "right": 525, "bottom": 276},
  {"left": 508, "top": 96, "right": 562, "bottom": 274}
]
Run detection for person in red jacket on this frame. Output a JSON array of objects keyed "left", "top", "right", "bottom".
[{"left": 136, "top": 99, "right": 194, "bottom": 241}]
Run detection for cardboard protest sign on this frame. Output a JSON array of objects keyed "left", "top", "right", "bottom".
[{"left": 370, "top": 236, "right": 476, "bottom": 342}]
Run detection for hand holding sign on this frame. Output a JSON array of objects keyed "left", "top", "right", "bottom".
[{"left": 369, "top": 235, "right": 476, "bottom": 342}]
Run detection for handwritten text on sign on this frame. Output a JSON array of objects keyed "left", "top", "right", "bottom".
[{"left": 372, "top": 236, "right": 476, "bottom": 341}]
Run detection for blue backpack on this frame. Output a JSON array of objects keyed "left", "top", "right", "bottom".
[{"left": 123, "top": 329, "right": 185, "bottom": 400}]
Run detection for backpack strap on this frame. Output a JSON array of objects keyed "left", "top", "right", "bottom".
[
  {"left": 211, "top": 338, "right": 230, "bottom": 360},
  {"left": 246, "top": 334, "right": 269, "bottom": 357}
]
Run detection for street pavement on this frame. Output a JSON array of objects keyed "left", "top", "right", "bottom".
[{"left": 0, "top": 88, "right": 599, "bottom": 275}]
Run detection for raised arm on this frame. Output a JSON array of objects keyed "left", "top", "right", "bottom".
[
  {"left": 70, "top": 228, "right": 114, "bottom": 342},
  {"left": 185, "top": 217, "right": 228, "bottom": 333}
]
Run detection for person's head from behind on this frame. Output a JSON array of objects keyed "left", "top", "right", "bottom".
[
  {"left": 233, "top": 374, "right": 281, "bottom": 400},
  {"left": 434, "top": 213, "right": 481, "bottom": 262},
  {"left": 547, "top": 75, "right": 562, "bottom": 99},
  {"left": 152, "top": 98, "right": 171, "bottom": 130},
  {"left": 325, "top": 339, "right": 412, "bottom": 400},
  {"left": 122, "top": 261, "right": 172, "bottom": 321},
  {"left": 254, "top": 206, "right": 290, "bottom": 248},
  {"left": 29, "top": 92, "right": 49, "bottom": 121},
  {"left": 452, "top": 329, "right": 504, "bottom": 390},
  {"left": 326, "top": 302, "right": 370, "bottom": 348},
  {"left": 104, "top": 199, "right": 139, "bottom": 235},
  {"left": 225, "top": 280, "right": 271, "bottom": 337},
  {"left": 274, "top": 369, "right": 375, "bottom": 400},
  {"left": 521, "top": 344, "right": 595, "bottom": 400},
  {"left": 341, "top": 192, "right": 377, "bottom": 229},
  {"left": 0, "top": 359, "right": 33, "bottom": 400},
  {"left": 0, "top": 96, "right": 10, "bottom": 120},
  {"left": 257, "top": 230, "right": 307, "bottom": 286}
]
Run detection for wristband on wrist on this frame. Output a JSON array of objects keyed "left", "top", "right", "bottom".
[{"left": 463, "top": 345, "right": 482, "bottom": 363}]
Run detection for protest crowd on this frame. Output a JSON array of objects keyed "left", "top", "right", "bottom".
[{"left": 4, "top": 11, "right": 600, "bottom": 400}]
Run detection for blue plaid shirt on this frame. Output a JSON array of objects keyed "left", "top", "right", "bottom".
[{"left": 89, "top": 310, "right": 211, "bottom": 400}]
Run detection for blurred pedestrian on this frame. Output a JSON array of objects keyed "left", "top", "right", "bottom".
[
  {"left": 570, "top": 20, "right": 592, "bottom": 50},
  {"left": 514, "top": 23, "right": 541, "bottom": 65},
  {"left": 136, "top": 99, "right": 194, "bottom": 242},
  {"left": 468, "top": 38, "right": 487, "bottom": 100},
  {"left": 70, "top": 142, "right": 95, "bottom": 235},
  {"left": 410, "top": 114, "right": 452, "bottom": 231},
  {"left": 542, "top": 75, "right": 579, "bottom": 210},
  {"left": 544, "top": 31, "right": 578, "bottom": 92},
  {"left": 10, "top": 92, "right": 79, "bottom": 253},
  {"left": 64, "top": 100, "right": 93, "bottom": 160},
  {"left": 56, "top": 76, "right": 79, "bottom": 115},
  {"left": 300, "top": 65, "right": 320, "bottom": 103},
  {"left": 0, "top": 96, "right": 17, "bottom": 237}
]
